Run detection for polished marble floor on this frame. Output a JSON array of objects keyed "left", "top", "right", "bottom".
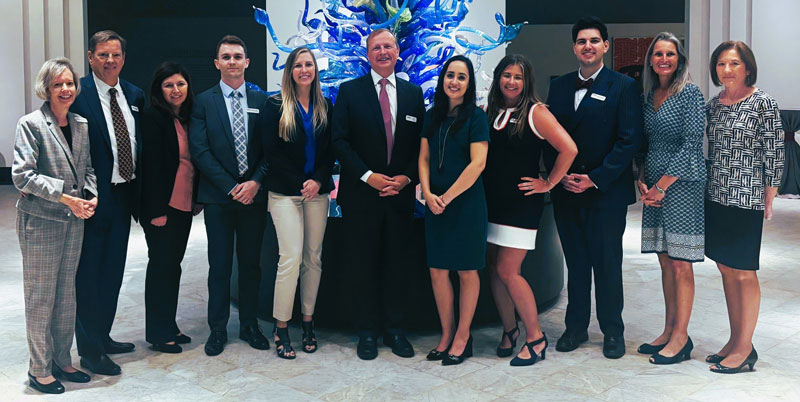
[{"left": 1, "top": 185, "right": 799, "bottom": 401}]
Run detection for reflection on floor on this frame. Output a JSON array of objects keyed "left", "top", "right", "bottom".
[{"left": 1, "top": 185, "right": 799, "bottom": 401}]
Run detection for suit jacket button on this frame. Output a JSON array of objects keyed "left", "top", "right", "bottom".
[
  {"left": 66, "top": 212, "right": 71, "bottom": 217},
  {"left": 72, "top": 184, "right": 78, "bottom": 190}
]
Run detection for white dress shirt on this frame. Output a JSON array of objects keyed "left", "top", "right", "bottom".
[
  {"left": 93, "top": 74, "right": 137, "bottom": 183},
  {"left": 361, "top": 69, "right": 398, "bottom": 183},
  {"left": 219, "top": 80, "right": 249, "bottom": 139},
  {"left": 574, "top": 65, "right": 603, "bottom": 111}
]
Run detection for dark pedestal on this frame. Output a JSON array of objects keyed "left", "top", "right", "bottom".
[{"left": 233, "top": 201, "right": 564, "bottom": 330}]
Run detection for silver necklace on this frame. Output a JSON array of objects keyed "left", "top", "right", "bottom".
[{"left": 437, "top": 120, "right": 454, "bottom": 171}]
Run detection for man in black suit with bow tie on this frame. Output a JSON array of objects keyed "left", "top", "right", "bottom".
[{"left": 332, "top": 28, "right": 425, "bottom": 360}]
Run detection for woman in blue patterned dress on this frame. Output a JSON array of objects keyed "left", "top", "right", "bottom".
[
  {"left": 636, "top": 32, "right": 706, "bottom": 365},
  {"left": 704, "top": 41, "right": 784, "bottom": 374}
]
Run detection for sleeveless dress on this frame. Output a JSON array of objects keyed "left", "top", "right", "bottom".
[
  {"left": 484, "top": 104, "right": 546, "bottom": 250},
  {"left": 423, "top": 107, "right": 490, "bottom": 270}
]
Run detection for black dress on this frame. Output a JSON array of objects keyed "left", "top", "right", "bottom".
[
  {"left": 484, "top": 105, "right": 545, "bottom": 250},
  {"left": 423, "top": 107, "right": 490, "bottom": 270}
]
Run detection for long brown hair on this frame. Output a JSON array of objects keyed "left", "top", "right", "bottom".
[
  {"left": 274, "top": 47, "right": 328, "bottom": 142},
  {"left": 487, "top": 54, "right": 542, "bottom": 138}
]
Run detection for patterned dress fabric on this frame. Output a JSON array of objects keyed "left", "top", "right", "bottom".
[
  {"left": 641, "top": 83, "right": 706, "bottom": 262},
  {"left": 706, "top": 89, "right": 785, "bottom": 210}
]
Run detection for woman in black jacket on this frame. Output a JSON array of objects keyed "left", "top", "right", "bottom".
[
  {"left": 141, "top": 62, "right": 199, "bottom": 353},
  {"left": 264, "top": 47, "right": 335, "bottom": 359}
]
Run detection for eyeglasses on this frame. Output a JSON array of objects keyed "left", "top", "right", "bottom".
[{"left": 92, "top": 53, "right": 123, "bottom": 61}]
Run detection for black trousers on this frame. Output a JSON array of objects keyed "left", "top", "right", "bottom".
[
  {"left": 553, "top": 203, "right": 627, "bottom": 337},
  {"left": 342, "top": 205, "right": 413, "bottom": 336},
  {"left": 204, "top": 202, "right": 266, "bottom": 332},
  {"left": 142, "top": 207, "right": 193, "bottom": 344},
  {"left": 75, "top": 182, "right": 133, "bottom": 357}
]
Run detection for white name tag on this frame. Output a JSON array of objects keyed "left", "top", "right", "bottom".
[
  {"left": 405, "top": 115, "right": 417, "bottom": 122},
  {"left": 74, "top": 116, "right": 88, "bottom": 123},
  {"left": 247, "top": 108, "right": 260, "bottom": 114},
  {"left": 590, "top": 93, "right": 606, "bottom": 101},
  {"left": 130, "top": 105, "right": 139, "bottom": 112},
  {"left": 509, "top": 118, "right": 518, "bottom": 124}
]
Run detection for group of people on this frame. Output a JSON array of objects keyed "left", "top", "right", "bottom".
[{"left": 12, "top": 15, "right": 783, "bottom": 395}]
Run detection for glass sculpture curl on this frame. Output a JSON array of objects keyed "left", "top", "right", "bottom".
[{"left": 252, "top": 0, "right": 525, "bottom": 105}]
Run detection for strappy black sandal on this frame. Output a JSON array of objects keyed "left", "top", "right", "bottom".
[
  {"left": 301, "top": 320, "right": 318, "bottom": 353},
  {"left": 496, "top": 326, "right": 520, "bottom": 357},
  {"left": 273, "top": 325, "right": 296, "bottom": 360},
  {"left": 510, "top": 333, "right": 548, "bottom": 367}
]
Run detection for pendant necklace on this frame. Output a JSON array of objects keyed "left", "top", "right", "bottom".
[{"left": 438, "top": 120, "right": 454, "bottom": 171}]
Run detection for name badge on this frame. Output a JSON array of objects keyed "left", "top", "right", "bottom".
[
  {"left": 509, "top": 118, "right": 518, "bottom": 124},
  {"left": 590, "top": 93, "right": 606, "bottom": 101},
  {"left": 405, "top": 115, "right": 417, "bottom": 122},
  {"left": 74, "top": 116, "right": 88, "bottom": 123},
  {"left": 130, "top": 105, "right": 140, "bottom": 112},
  {"left": 247, "top": 108, "right": 260, "bottom": 114}
]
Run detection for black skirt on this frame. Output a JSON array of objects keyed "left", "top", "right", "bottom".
[{"left": 704, "top": 199, "right": 764, "bottom": 270}]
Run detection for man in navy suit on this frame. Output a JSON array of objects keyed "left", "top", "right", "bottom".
[
  {"left": 544, "top": 17, "right": 643, "bottom": 359},
  {"left": 70, "top": 30, "right": 144, "bottom": 375},
  {"left": 332, "top": 28, "right": 425, "bottom": 360},
  {"left": 189, "top": 35, "right": 270, "bottom": 357}
]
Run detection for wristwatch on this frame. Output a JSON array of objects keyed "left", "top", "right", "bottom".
[{"left": 655, "top": 183, "right": 665, "bottom": 194}]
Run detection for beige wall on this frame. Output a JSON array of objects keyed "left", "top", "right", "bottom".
[
  {"left": 507, "top": 23, "right": 685, "bottom": 101},
  {"left": 0, "top": 0, "right": 85, "bottom": 167}
]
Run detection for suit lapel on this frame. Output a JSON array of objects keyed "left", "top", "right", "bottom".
[
  {"left": 212, "top": 85, "right": 237, "bottom": 152},
  {"left": 571, "top": 68, "right": 612, "bottom": 131},
  {"left": 393, "top": 79, "right": 409, "bottom": 160},
  {"left": 41, "top": 104, "right": 78, "bottom": 180},
  {"left": 245, "top": 88, "right": 261, "bottom": 163},
  {"left": 83, "top": 75, "right": 113, "bottom": 152},
  {"left": 69, "top": 112, "right": 89, "bottom": 177},
  {"left": 362, "top": 75, "right": 388, "bottom": 141}
]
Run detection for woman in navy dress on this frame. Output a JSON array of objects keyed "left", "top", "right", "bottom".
[
  {"left": 484, "top": 54, "right": 576, "bottom": 366},
  {"left": 419, "top": 55, "right": 489, "bottom": 366},
  {"left": 636, "top": 32, "right": 706, "bottom": 365}
]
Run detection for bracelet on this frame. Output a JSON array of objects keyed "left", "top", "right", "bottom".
[
  {"left": 441, "top": 194, "right": 449, "bottom": 206},
  {"left": 655, "top": 183, "right": 665, "bottom": 194}
]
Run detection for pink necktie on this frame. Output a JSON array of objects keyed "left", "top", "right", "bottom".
[{"left": 378, "top": 78, "right": 393, "bottom": 165}]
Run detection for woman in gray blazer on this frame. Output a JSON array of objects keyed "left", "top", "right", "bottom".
[{"left": 13, "top": 58, "right": 98, "bottom": 394}]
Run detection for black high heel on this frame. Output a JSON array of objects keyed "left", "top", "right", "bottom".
[
  {"left": 496, "top": 326, "right": 520, "bottom": 358},
  {"left": 510, "top": 333, "right": 548, "bottom": 367},
  {"left": 273, "top": 325, "right": 296, "bottom": 360},
  {"left": 301, "top": 320, "right": 317, "bottom": 353},
  {"left": 52, "top": 364, "right": 91, "bottom": 383},
  {"left": 426, "top": 348, "right": 447, "bottom": 361},
  {"left": 28, "top": 373, "right": 65, "bottom": 394},
  {"left": 637, "top": 342, "right": 667, "bottom": 355},
  {"left": 442, "top": 336, "right": 473, "bottom": 366},
  {"left": 649, "top": 337, "right": 692, "bottom": 365},
  {"left": 710, "top": 348, "right": 758, "bottom": 374},
  {"left": 705, "top": 353, "right": 725, "bottom": 364}
]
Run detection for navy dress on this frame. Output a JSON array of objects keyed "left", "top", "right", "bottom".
[
  {"left": 423, "top": 107, "right": 490, "bottom": 270},
  {"left": 641, "top": 83, "right": 706, "bottom": 262}
]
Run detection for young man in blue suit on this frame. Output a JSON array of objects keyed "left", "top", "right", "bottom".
[
  {"left": 189, "top": 35, "right": 270, "bottom": 357},
  {"left": 544, "top": 17, "right": 643, "bottom": 359},
  {"left": 70, "top": 30, "right": 145, "bottom": 376}
]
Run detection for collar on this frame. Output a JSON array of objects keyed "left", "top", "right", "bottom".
[
  {"left": 93, "top": 73, "right": 122, "bottom": 96},
  {"left": 578, "top": 64, "right": 604, "bottom": 82},
  {"left": 219, "top": 80, "right": 246, "bottom": 98},
  {"left": 370, "top": 69, "right": 396, "bottom": 88}
]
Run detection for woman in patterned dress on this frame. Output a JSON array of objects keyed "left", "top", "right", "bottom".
[
  {"left": 704, "top": 41, "right": 784, "bottom": 374},
  {"left": 484, "top": 54, "right": 576, "bottom": 366},
  {"left": 636, "top": 32, "right": 706, "bottom": 365}
]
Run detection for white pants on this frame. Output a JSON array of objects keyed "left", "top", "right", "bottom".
[{"left": 268, "top": 192, "right": 330, "bottom": 321}]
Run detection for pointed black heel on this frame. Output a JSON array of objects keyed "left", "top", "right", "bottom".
[
  {"left": 510, "top": 333, "right": 548, "bottom": 367},
  {"left": 705, "top": 353, "right": 725, "bottom": 364},
  {"left": 496, "top": 326, "right": 520, "bottom": 358},
  {"left": 637, "top": 342, "right": 667, "bottom": 355},
  {"left": 649, "top": 337, "right": 693, "bottom": 365},
  {"left": 710, "top": 347, "right": 758, "bottom": 374},
  {"left": 442, "top": 336, "right": 473, "bottom": 366}
]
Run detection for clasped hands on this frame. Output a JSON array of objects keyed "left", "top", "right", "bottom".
[
  {"left": 367, "top": 173, "right": 410, "bottom": 197},
  {"left": 61, "top": 194, "right": 97, "bottom": 220},
  {"left": 637, "top": 179, "right": 665, "bottom": 207},
  {"left": 560, "top": 173, "right": 595, "bottom": 194},
  {"left": 231, "top": 180, "right": 260, "bottom": 205}
]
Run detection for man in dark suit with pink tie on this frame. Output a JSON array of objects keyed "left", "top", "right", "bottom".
[{"left": 332, "top": 28, "right": 426, "bottom": 360}]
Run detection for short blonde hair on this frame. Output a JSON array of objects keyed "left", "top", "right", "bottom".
[{"left": 34, "top": 57, "right": 81, "bottom": 100}]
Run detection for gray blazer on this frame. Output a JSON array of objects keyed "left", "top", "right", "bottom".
[{"left": 13, "top": 102, "right": 98, "bottom": 221}]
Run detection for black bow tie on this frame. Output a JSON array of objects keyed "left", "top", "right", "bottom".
[{"left": 575, "top": 78, "right": 594, "bottom": 91}]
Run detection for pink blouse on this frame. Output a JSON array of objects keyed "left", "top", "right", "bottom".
[{"left": 168, "top": 119, "right": 194, "bottom": 212}]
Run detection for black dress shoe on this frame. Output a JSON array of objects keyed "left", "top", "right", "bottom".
[
  {"left": 442, "top": 336, "right": 473, "bottom": 366},
  {"left": 151, "top": 342, "right": 183, "bottom": 354},
  {"left": 357, "top": 335, "right": 378, "bottom": 360},
  {"left": 650, "top": 337, "right": 692, "bottom": 365},
  {"left": 80, "top": 354, "right": 121, "bottom": 376},
  {"left": 710, "top": 347, "right": 758, "bottom": 374},
  {"left": 205, "top": 330, "right": 228, "bottom": 356},
  {"left": 239, "top": 325, "right": 270, "bottom": 350},
  {"left": 103, "top": 339, "right": 135, "bottom": 354},
  {"left": 28, "top": 373, "right": 65, "bottom": 394},
  {"left": 52, "top": 364, "right": 91, "bottom": 383},
  {"left": 175, "top": 333, "right": 192, "bottom": 344},
  {"left": 383, "top": 333, "right": 414, "bottom": 358},
  {"left": 555, "top": 330, "right": 589, "bottom": 352},
  {"left": 603, "top": 335, "right": 626, "bottom": 359}
]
